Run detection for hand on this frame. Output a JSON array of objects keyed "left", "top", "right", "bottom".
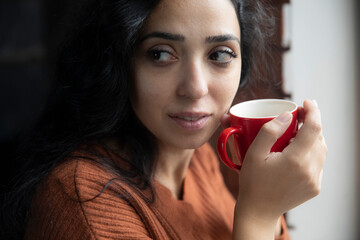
[{"left": 233, "top": 99, "right": 327, "bottom": 238}]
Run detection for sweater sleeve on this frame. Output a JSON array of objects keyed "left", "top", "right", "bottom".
[{"left": 25, "top": 159, "right": 152, "bottom": 240}]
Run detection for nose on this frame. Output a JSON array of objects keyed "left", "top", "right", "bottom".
[{"left": 177, "top": 60, "right": 209, "bottom": 99}]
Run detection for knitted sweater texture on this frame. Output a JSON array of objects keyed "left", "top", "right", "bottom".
[{"left": 25, "top": 143, "right": 289, "bottom": 239}]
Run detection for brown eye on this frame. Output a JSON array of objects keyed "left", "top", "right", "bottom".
[
  {"left": 209, "top": 49, "right": 237, "bottom": 64},
  {"left": 147, "top": 49, "right": 177, "bottom": 65}
]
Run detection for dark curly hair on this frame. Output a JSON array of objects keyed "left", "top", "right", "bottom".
[{"left": 1, "top": 0, "right": 274, "bottom": 239}]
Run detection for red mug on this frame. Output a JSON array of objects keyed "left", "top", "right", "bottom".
[{"left": 217, "top": 99, "right": 299, "bottom": 171}]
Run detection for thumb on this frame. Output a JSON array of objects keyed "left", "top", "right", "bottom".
[{"left": 247, "top": 112, "right": 293, "bottom": 160}]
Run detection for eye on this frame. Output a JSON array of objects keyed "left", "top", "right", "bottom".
[
  {"left": 147, "top": 48, "right": 177, "bottom": 65},
  {"left": 209, "top": 48, "right": 237, "bottom": 65}
]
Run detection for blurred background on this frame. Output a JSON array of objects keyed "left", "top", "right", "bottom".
[
  {"left": 284, "top": 0, "right": 360, "bottom": 239},
  {"left": 0, "top": 0, "right": 359, "bottom": 239},
  {"left": 0, "top": 0, "right": 81, "bottom": 193}
]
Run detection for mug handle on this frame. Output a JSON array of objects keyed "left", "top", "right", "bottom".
[{"left": 217, "top": 126, "right": 243, "bottom": 171}]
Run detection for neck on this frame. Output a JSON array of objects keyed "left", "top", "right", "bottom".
[{"left": 154, "top": 144, "right": 195, "bottom": 200}]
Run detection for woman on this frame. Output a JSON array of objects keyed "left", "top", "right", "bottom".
[{"left": 2, "top": 0, "right": 327, "bottom": 239}]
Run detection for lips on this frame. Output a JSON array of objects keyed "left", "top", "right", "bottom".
[
  {"left": 177, "top": 116, "right": 205, "bottom": 121},
  {"left": 169, "top": 112, "right": 212, "bottom": 130}
]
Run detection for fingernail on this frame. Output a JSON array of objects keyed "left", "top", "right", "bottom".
[
  {"left": 312, "top": 99, "right": 319, "bottom": 107},
  {"left": 276, "top": 112, "right": 292, "bottom": 123}
]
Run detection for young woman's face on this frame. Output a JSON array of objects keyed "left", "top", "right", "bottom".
[{"left": 131, "top": 0, "right": 242, "bottom": 151}]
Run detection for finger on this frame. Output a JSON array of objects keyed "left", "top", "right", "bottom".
[
  {"left": 248, "top": 112, "right": 293, "bottom": 160},
  {"left": 287, "top": 99, "right": 323, "bottom": 153},
  {"left": 303, "top": 99, "right": 322, "bottom": 123},
  {"left": 220, "top": 113, "right": 231, "bottom": 129}
]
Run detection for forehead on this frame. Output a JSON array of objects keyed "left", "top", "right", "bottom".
[{"left": 142, "top": 0, "right": 240, "bottom": 39}]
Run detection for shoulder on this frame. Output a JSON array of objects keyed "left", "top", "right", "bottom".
[
  {"left": 46, "top": 156, "right": 114, "bottom": 201},
  {"left": 25, "top": 158, "right": 100, "bottom": 239},
  {"left": 33, "top": 144, "right": 118, "bottom": 202},
  {"left": 44, "top": 143, "right": 137, "bottom": 202},
  {"left": 26, "top": 145, "right": 152, "bottom": 239}
]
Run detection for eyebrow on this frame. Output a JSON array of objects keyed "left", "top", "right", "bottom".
[
  {"left": 140, "top": 31, "right": 185, "bottom": 42},
  {"left": 205, "top": 34, "right": 241, "bottom": 46},
  {"left": 140, "top": 31, "right": 240, "bottom": 47}
]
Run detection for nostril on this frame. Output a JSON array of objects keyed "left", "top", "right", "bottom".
[{"left": 179, "top": 81, "right": 208, "bottom": 99}]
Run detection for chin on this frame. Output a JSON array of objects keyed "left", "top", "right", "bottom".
[{"left": 174, "top": 135, "right": 211, "bottom": 150}]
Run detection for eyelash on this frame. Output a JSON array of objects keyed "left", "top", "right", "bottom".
[{"left": 220, "top": 49, "right": 237, "bottom": 58}]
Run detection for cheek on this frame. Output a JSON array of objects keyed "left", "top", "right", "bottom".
[
  {"left": 131, "top": 68, "right": 173, "bottom": 114},
  {"left": 214, "top": 69, "right": 241, "bottom": 106}
]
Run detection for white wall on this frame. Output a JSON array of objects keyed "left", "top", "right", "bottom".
[{"left": 284, "top": 0, "right": 359, "bottom": 239}]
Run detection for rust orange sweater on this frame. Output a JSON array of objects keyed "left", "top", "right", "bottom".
[{"left": 25, "top": 143, "right": 290, "bottom": 239}]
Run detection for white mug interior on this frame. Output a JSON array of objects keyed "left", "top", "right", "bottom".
[{"left": 230, "top": 99, "right": 298, "bottom": 118}]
